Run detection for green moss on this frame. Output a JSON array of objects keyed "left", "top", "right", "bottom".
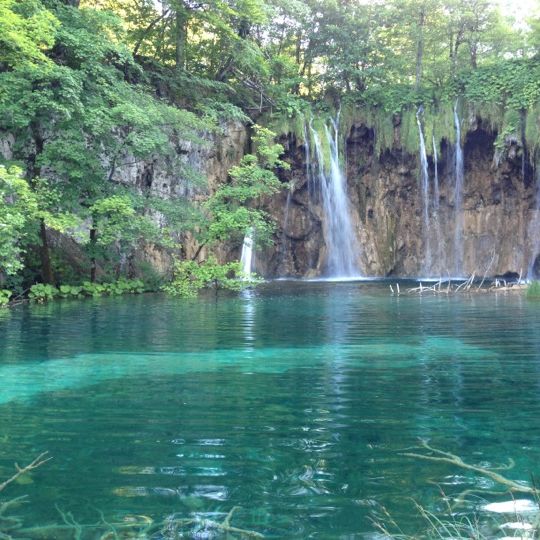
[
  {"left": 264, "top": 94, "right": 540, "bottom": 165},
  {"left": 525, "top": 103, "right": 540, "bottom": 157}
]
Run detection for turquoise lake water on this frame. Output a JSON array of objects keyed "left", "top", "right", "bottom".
[{"left": 1, "top": 281, "right": 540, "bottom": 538}]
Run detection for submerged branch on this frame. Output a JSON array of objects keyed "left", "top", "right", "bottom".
[
  {"left": 401, "top": 440, "right": 532, "bottom": 494},
  {"left": 0, "top": 452, "right": 51, "bottom": 494}
]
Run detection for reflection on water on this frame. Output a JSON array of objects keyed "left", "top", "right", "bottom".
[{"left": 1, "top": 282, "right": 540, "bottom": 537}]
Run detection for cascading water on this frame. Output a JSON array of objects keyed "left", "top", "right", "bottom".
[
  {"left": 431, "top": 135, "right": 445, "bottom": 274},
  {"left": 453, "top": 102, "right": 465, "bottom": 276},
  {"left": 416, "top": 110, "right": 432, "bottom": 274},
  {"left": 310, "top": 116, "right": 361, "bottom": 278},
  {"left": 240, "top": 228, "right": 254, "bottom": 278}
]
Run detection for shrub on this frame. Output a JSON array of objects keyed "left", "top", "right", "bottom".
[
  {"left": 81, "top": 282, "right": 107, "bottom": 297},
  {"left": 58, "top": 285, "right": 83, "bottom": 298},
  {"left": 29, "top": 284, "right": 59, "bottom": 303},
  {"left": 163, "top": 258, "right": 260, "bottom": 298},
  {"left": 0, "top": 289, "right": 12, "bottom": 307},
  {"left": 102, "top": 279, "right": 145, "bottom": 296}
]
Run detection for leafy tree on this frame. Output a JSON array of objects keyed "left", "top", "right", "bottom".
[
  {"left": 163, "top": 257, "right": 253, "bottom": 297},
  {"left": 0, "top": 0, "right": 209, "bottom": 284},
  {"left": 0, "top": 166, "right": 38, "bottom": 279},
  {"left": 0, "top": 0, "right": 59, "bottom": 68},
  {"left": 197, "top": 125, "right": 288, "bottom": 257}
]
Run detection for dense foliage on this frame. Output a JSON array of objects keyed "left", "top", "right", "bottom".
[{"left": 1, "top": 0, "right": 539, "bottom": 295}]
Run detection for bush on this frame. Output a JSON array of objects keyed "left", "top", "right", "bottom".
[
  {"left": 29, "top": 279, "right": 146, "bottom": 302},
  {"left": 103, "top": 279, "right": 145, "bottom": 295},
  {"left": 29, "top": 284, "right": 59, "bottom": 303},
  {"left": 81, "top": 279, "right": 145, "bottom": 297},
  {"left": 58, "top": 285, "right": 83, "bottom": 298},
  {"left": 163, "top": 258, "right": 260, "bottom": 298},
  {"left": 0, "top": 289, "right": 12, "bottom": 307}
]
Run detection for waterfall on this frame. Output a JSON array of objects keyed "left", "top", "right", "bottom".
[
  {"left": 240, "top": 228, "right": 254, "bottom": 278},
  {"left": 453, "top": 103, "right": 465, "bottom": 276},
  {"left": 416, "top": 110, "right": 431, "bottom": 274},
  {"left": 310, "top": 115, "right": 361, "bottom": 277},
  {"left": 431, "top": 135, "right": 444, "bottom": 274}
]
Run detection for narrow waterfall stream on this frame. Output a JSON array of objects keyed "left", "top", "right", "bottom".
[
  {"left": 431, "top": 135, "right": 443, "bottom": 275},
  {"left": 240, "top": 228, "right": 254, "bottom": 277},
  {"left": 309, "top": 116, "right": 361, "bottom": 278},
  {"left": 453, "top": 103, "right": 465, "bottom": 276},
  {"left": 416, "top": 110, "right": 432, "bottom": 274}
]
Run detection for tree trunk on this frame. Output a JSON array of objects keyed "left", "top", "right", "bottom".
[
  {"left": 470, "top": 42, "right": 478, "bottom": 69},
  {"left": 39, "top": 220, "right": 54, "bottom": 285},
  {"left": 90, "top": 223, "right": 97, "bottom": 283},
  {"left": 28, "top": 123, "right": 54, "bottom": 284},
  {"left": 175, "top": 6, "right": 188, "bottom": 71}
]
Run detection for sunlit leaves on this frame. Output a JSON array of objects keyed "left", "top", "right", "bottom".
[
  {"left": 0, "top": 0, "right": 58, "bottom": 68},
  {"left": 0, "top": 166, "right": 38, "bottom": 275}
]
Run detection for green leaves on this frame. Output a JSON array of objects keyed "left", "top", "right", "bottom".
[
  {"left": 0, "top": 166, "right": 39, "bottom": 276},
  {"left": 28, "top": 283, "right": 58, "bottom": 302},
  {"left": 0, "top": 0, "right": 58, "bottom": 68},
  {"left": 202, "top": 125, "right": 285, "bottom": 247},
  {"left": 29, "top": 278, "right": 145, "bottom": 302},
  {"left": 0, "top": 289, "right": 12, "bottom": 307},
  {"left": 163, "top": 257, "right": 255, "bottom": 297}
]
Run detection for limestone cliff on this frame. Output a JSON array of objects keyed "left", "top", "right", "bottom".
[{"left": 258, "top": 118, "right": 539, "bottom": 279}]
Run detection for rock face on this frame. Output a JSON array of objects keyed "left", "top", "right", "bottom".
[
  {"left": 4, "top": 115, "right": 538, "bottom": 280},
  {"left": 112, "top": 121, "right": 248, "bottom": 271},
  {"left": 258, "top": 119, "right": 539, "bottom": 279},
  {"left": 0, "top": 122, "right": 248, "bottom": 277}
]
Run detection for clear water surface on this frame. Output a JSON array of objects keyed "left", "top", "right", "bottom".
[{"left": 1, "top": 281, "right": 540, "bottom": 538}]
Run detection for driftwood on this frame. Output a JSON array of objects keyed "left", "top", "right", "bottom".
[
  {"left": 390, "top": 273, "right": 527, "bottom": 296},
  {"left": 400, "top": 439, "right": 538, "bottom": 512},
  {"left": 0, "top": 452, "right": 51, "bottom": 494},
  {"left": 0, "top": 452, "right": 51, "bottom": 539},
  {"left": 400, "top": 440, "right": 530, "bottom": 494}
]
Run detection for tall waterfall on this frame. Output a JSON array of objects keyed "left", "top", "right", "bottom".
[
  {"left": 431, "top": 135, "right": 444, "bottom": 274},
  {"left": 453, "top": 103, "right": 465, "bottom": 276},
  {"left": 240, "top": 228, "right": 254, "bottom": 277},
  {"left": 309, "top": 115, "right": 361, "bottom": 277},
  {"left": 416, "top": 111, "right": 432, "bottom": 273}
]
